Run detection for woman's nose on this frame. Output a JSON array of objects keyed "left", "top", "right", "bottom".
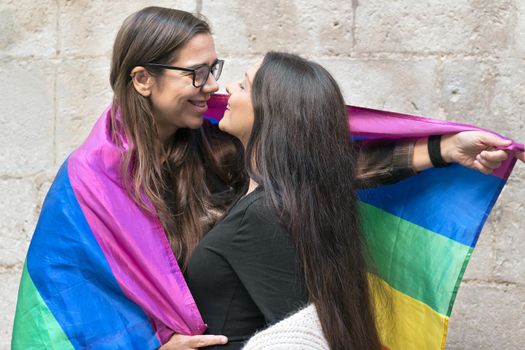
[
  {"left": 225, "top": 84, "right": 232, "bottom": 95},
  {"left": 225, "top": 81, "right": 240, "bottom": 95},
  {"left": 202, "top": 73, "right": 219, "bottom": 93}
]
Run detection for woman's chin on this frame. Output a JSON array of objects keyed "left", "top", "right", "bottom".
[
  {"left": 183, "top": 115, "right": 205, "bottom": 129},
  {"left": 218, "top": 117, "right": 228, "bottom": 132},
  {"left": 218, "top": 117, "right": 244, "bottom": 143}
]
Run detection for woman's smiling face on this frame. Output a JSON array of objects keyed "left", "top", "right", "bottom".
[
  {"left": 148, "top": 33, "right": 220, "bottom": 140},
  {"left": 219, "top": 63, "right": 260, "bottom": 145}
]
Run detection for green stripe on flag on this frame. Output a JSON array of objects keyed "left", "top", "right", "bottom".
[
  {"left": 360, "top": 202, "right": 472, "bottom": 316},
  {"left": 12, "top": 262, "right": 74, "bottom": 350}
]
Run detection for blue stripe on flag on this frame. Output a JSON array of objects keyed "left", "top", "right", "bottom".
[
  {"left": 26, "top": 161, "right": 160, "bottom": 349},
  {"left": 358, "top": 164, "right": 505, "bottom": 247}
]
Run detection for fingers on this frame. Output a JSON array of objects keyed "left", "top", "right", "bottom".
[
  {"left": 480, "top": 149, "right": 509, "bottom": 163},
  {"left": 473, "top": 160, "right": 495, "bottom": 175},
  {"left": 473, "top": 148, "right": 524, "bottom": 173},
  {"left": 187, "top": 335, "right": 228, "bottom": 348},
  {"left": 478, "top": 132, "right": 513, "bottom": 148},
  {"left": 475, "top": 151, "right": 504, "bottom": 171}
]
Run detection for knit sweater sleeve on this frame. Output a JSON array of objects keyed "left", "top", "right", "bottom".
[{"left": 242, "top": 305, "right": 330, "bottom": 350}]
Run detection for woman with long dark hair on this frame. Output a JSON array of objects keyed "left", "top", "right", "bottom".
[
  {"left": 183, "top": 52, "right": 522, "bottom": 350},
  {"left": 183, "top": 52, "right": 381, "bottom": 350}
]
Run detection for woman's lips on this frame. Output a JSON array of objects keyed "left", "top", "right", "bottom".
[
  {"left": 188, "top": 100, "right": 207, "bottom": 108},
  {"left": 188, "top": 99, "right": 208, "bottom": 112}
]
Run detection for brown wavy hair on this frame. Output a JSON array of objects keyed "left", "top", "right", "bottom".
[
  {"left": 109, "top": 6, "right": 246, "bottom": 268},
  {"left": 247, "top": 52, "right": 381, "bottom": 349}
]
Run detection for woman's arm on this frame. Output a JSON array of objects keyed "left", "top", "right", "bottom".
[
  {"left": 354, "top": 139, "right": 417, "bottom": 188},
  {"left": 429, "top": 131, "right": 518, "bottom": 174},
  {"left": 356, "top": 131, "right": 520, "bottom": 188}
]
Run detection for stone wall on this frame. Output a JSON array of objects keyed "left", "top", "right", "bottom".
[{"left": 1, "top": 0, "right": 524, "bottom": 348}]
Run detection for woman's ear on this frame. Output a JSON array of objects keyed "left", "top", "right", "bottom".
[{"left": 130, "top": 66, "right": 154, "bottom": 97}]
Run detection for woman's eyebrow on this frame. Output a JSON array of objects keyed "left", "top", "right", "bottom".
[
  {"left": 245, "top": 72, "right": 251, "bottom": 86},
  {"left": 187, "top": 58, "right": 219, "bottom": 69}
]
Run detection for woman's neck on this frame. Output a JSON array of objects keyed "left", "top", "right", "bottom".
[{"left": 159, "top": 127, "right": 178, "bottom": 146}]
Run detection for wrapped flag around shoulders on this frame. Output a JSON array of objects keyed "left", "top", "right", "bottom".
[
  {"left": 12, "top": 105, "right": 206, "bottom": 349},
  {"left": 13, "top": 94, "right": 523, "bottom": 349}
]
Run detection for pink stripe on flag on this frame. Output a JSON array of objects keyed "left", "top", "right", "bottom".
[{"left": 68, "top": 106, "right": 206, "bottom": 344}]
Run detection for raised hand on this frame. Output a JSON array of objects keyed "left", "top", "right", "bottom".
[{"left": 440, "top": 131, "right": 521, "bottom": 174}]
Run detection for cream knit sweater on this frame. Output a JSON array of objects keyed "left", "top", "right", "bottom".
[{"left": 242, "top": 304, "right": 330, "bottom": 350}]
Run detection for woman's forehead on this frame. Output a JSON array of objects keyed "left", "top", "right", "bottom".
[
  {"left": 172, "top": 33, "right": 217, "bottom": 66},
  {"left": 246, "top": 61, "right": 262, "bottom": 82}
]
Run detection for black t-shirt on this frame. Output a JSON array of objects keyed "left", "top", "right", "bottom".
[{"left": 185, "top": 187, "right": 308, "bottom": 349}]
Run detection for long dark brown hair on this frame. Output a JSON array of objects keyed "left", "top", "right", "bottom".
[
  {"left": 247, "top": 52, "right": 381, "bottom": 349},
  {"left": 109, "top": 7, "right": 246, "bottom": 268}
]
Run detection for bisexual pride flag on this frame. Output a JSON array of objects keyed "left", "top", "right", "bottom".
[
  {"left": 13, "top": 94, "right": 523, "bottom": 349},
  {"left": 12, "top": 106, "right": 206, "bottom": 349}
]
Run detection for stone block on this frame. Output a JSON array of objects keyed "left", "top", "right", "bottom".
[
  {"left": 354, "top": 0, "right": 516, "bottom": 54},
  {"left": 461, "top": 224, "right": 497, "bottom": 280},
  {"left": 441, "top": 58, "right": 525, "bottom": 140},
  {"left": 55, "top": 57, "right": 113, "bottom": 162},
  {"left": 202, "top": 0, "right": 355, "bottom": 56},
  {"left": 0, "top": 0, "right": 58, "bottom": 57},
  {"left": 447, "top": 282, "right": 525, "bottom": 349},
  {"left": 216, "top": 57, "right": 260, "bottom": 94},
  {"left": 0, "top": 179, "right": 37, "bottom": 267},
  {"left": 35, "top": 172, "right": 56, "bottom": 212},
  {"left": 58, "top": 0, "right": 196, "bottom": 57},
  {"left": 0, "top": 269, "right": 23, "bottom": 349},
  {"left": 514, "top": 0, "right": 525, "bottom": 55},
  {"left": 0, "top": 60, "right": 54, "bottom": 176},
  {"left": 489, "top": 172, "right": 525, "bottom": 283},
  {"left": 317, "top": 58, "right": 441, "bottom": 117}
]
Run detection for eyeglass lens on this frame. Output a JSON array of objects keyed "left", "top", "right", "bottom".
[{"left": 194, "top": 61, "right": 223, "bottom": 87}]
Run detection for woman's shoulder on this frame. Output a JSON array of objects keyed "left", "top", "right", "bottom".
[
  {"left": 242, "top": 305, "right": 329, "bottom": 350},
  {"left": 237, "top": 189, "right": 288, "bottom": 238},
  {"left": 202, "top": 188, "right": 270, "bottom": 239},
  {"left": 201, "top": 187, "right": 290, "bottom": 255},
  {"left": 219, "top": 187, "right": 278, "bottom": 226},
  {"left": 241, "top": 189, "right": 278, "bottom": 222}
]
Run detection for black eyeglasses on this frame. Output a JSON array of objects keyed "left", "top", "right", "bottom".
[{"left": 143, "top": 59, "right": 224, "bottom": 88}]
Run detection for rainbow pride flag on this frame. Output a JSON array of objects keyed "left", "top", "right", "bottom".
[
  {"left": 350, "top": 106, "right": 522, "bottom": 349},
  {"left": 13, "top": 94, "right": 523, "bottom": 349}
]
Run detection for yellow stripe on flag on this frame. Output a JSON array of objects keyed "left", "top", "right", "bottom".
[{"left": 369, "top": 274, "right": 449, "bottom": 350}]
